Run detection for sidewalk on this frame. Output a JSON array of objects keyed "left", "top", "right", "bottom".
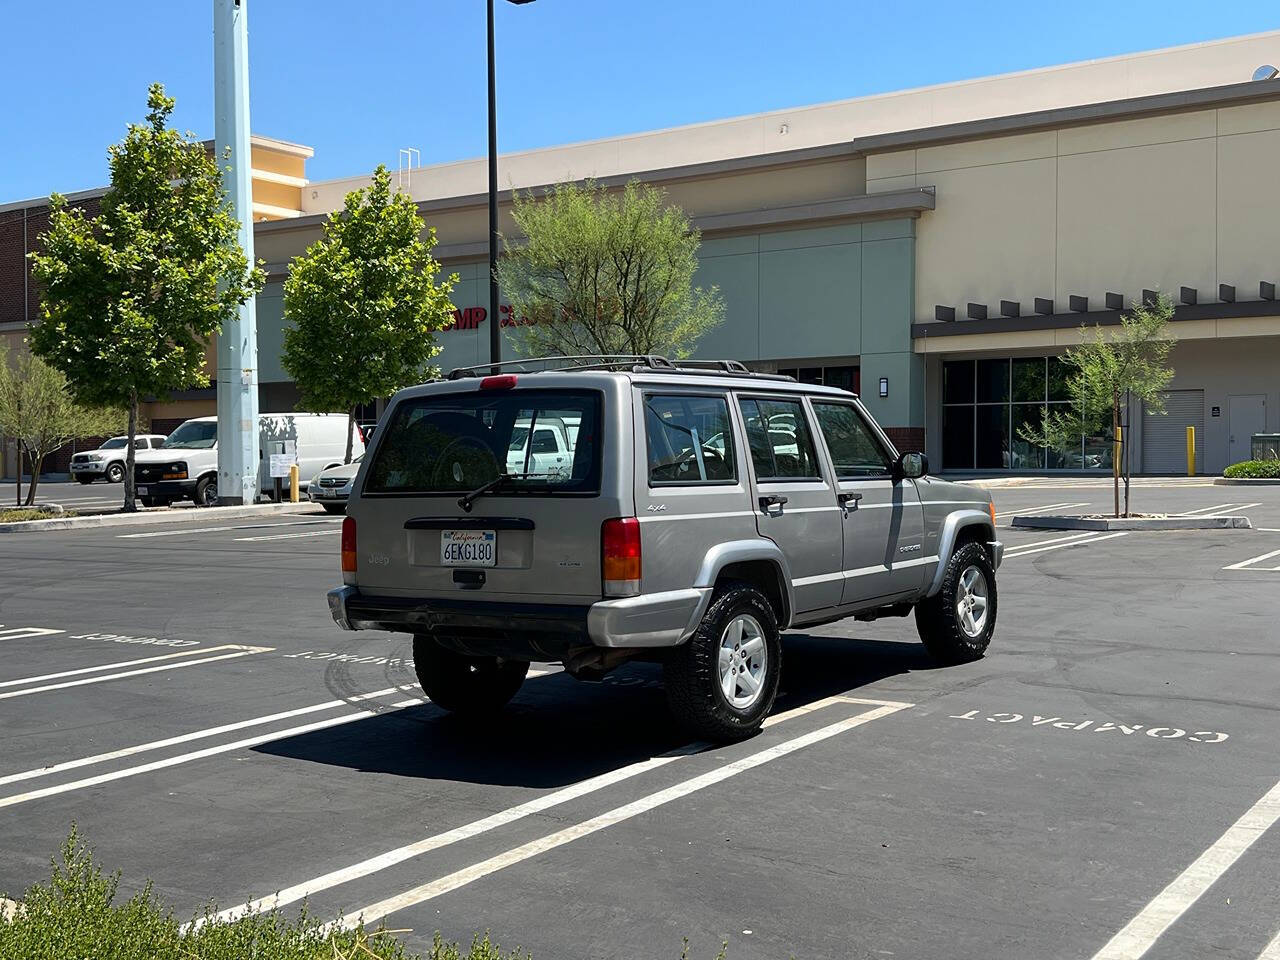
[{"left": 0, "top": 500, "right": 325, "bottom": 534}]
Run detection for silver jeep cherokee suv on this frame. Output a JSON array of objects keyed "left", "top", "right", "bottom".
[{"left": 328, "top": 357, "right": 1002, "bottom": 741}]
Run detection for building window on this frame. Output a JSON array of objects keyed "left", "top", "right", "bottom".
[
  {"left": 941, "top": 358, "right": 1111, "bottom": 471},
  {"left": 777, "top": 364, "right": 860, "bottom": 394}
]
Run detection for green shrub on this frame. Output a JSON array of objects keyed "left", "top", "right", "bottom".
[
  {"left": 0, "top": 508, "right": 73, "bottom": 523},
  {"left": 1223, "top": 459, "right": 1280, "bottom": 479},
  {"left": 0, "top": 828, "right": 525, "bottom": 960}
]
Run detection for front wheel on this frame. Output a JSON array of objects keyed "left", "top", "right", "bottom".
[
  {"left": 105, "top": 462, "right": 125, "bottom": 483},
  {"left": 663, "top": 583, "right": 781, "bottom": 742},
  {"left": 411, "top": 635, "right": 529, "bottom": 715},
  {"left": 194, "top": 476, "right": 218, "bottom": 508},
  {"left": 915, "top": 542, "right": 997, "bottom": 664}
]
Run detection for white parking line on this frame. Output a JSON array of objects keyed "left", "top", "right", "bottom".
[
  {"left": 1005, "top": 532, "right": 1128, "bottom": 559},
  {"left": 0, "top": 685, "right": 408, "bottom": 788},
  {"left": 118, "top": 519, "right": 340, "bottom": 539},
  {"left": 0, "top": 644, "right": 271, "bottom": 701},
  {"left": 0, "top": 645, "right": 220, "bottom": 689},
  {"left": 994, "top": 501, "right": 1088, "bottom": 519},
  {"left": 1176, "top": 503, "right": 1241, "bottom": 516},
  {"left": 233, "top": 529, "right": 340, "bottom": 542},
  {"left": 0, "top": 668, "right": 553, "bottom": 812},
  {"left": 1090, "top": 776, "right": 1280, "bottom": 960},
  {"left": 1257, "top": 927, "right": 1280, "bottom": 960},
  {"left": 1222, "top": 547, "right": 1280, "bottom": 571},
  {"left": 333, "top": 699, "right": 909, "bottom": 930},
  {"left": 0, "top": 626, "right": 64, "bottom": 642},
  {"left": 201, "top": 693, "right": 908, "bottom": 927},
  {"left": 1004, "top": 531, "right": 1102, "bottom": 552}
]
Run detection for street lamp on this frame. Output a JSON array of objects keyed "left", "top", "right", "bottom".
[{"left": 488, "top": 0, "right": 535, "bottom": 368}]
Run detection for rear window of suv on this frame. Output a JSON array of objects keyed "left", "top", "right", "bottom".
[{"left": 365, "top": 389, "right": 601, "bottom": 495}]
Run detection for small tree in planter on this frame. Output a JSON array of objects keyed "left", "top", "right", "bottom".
[
  {"left": 1019, "top": 294, "right": 1174, "bottom": 517},
  {"left": 0, "top": 347, "right": 127, "bottom": 506}
]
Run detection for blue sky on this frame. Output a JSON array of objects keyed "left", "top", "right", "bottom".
[{"left": 3, "top": 1, "right": 1278, "bottom": 201}]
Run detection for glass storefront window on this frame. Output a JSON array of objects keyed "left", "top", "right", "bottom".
[
  {"left": 944, "top": 360, "right": 975, "bottom": 404},
  {"left": 942, "top": 356, "right": 1104, "bottom": 472},
  {"left": 1012, "top": 358, "right": 1046, "bottom": 403},
  {"left": 976, "top": 359, "right": 1010, "bottom": 404},
  {"left": 776, "top": 365, "right": 859, "bottom": 394},
  {"left": 942, "top": 405, "right": 975, "bottom": 469}
]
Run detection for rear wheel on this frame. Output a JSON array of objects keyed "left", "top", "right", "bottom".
[
  {"left": 663, "top": 583, "right": 781, "bottom": 742},
  {"left": 412, "top": 635, "right": 529, "bottom": 715},
  {"left": 105, "top": 462, "right": 125, "bottom": 483},
  {"left": 915, "top": 541, "right": 997, "bottom": 664}
]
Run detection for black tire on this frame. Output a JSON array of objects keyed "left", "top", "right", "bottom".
[
  {"left": 76, "top": 475, "right": 95, "bottom": 485},
  {"left": 915, "top": 541, "right": 997, "bottom": 664},
  {"left": 194, "top": 476, "right": 218, "bottom": 507},
  {"left": 322, "top": 503, "right": 346, "bottom": 515},
  {"left": 663, "top": 583, "right": 781, "bottom": 742},
  {"left": 105, "top": 462, "right": 125, "bottom": 483},
  {"left": 411, "top": 634, "right": 529, "bottom": 715}
]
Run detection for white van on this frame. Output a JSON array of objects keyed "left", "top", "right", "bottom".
[{"left": 132, "top": 414, "right": 362, "bottom": 507}]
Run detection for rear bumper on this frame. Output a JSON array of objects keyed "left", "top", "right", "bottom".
[{"left": 326, "top": 585, "right": 709, "bottom": 654}]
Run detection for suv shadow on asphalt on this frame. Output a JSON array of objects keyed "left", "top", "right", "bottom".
[{"left": 252, "top": 634, "right": 936, "bottom": 790}]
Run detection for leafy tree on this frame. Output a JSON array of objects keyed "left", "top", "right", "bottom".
[
  {"left": 282, "top": 165, "right": 457, "bottom": 463},
  {"left": 1019, "top": 293, "right": 1175, "bottom": 517},
  {"left": 0, "top": 346, "right": 127, "bottom": 506},
  {"left": 29, "top": 83, "right": 263, "bottom": 511},
  {"left": 496, "top": 179, "right": 725, "bottom": 359}
]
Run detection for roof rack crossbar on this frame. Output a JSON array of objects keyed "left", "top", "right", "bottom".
[{"left": 444, "top": 354, "right": 804, "bottom": 383}]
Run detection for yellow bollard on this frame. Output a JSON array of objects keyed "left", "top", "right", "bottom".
[
  {"left": 1113, "top": 424, "right": 1122, "bottom": 478},
  {"left": 289, "top": 463, "right": 300, "bottom": 503},
  {"left": 1186, "top": 426, "right": 1196, "bottom": 477}
]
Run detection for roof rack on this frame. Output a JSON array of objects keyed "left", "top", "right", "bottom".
[{"left": 446, "top": 355, "right": 797, "bottom": 382}]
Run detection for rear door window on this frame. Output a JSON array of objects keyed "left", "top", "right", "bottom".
[
  {"left": 365, "top": 389, "right": 600, "bottom": 495},
  {"left": 738, "top": 397, "right": 822, "bottom": 481},
  {"left": 645, "top": 394, "right": 736, "bottom": 485}
]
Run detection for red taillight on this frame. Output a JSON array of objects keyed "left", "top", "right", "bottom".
[
  {"left": 602, "top": 517, "right": 641, "bottom": 596},
  {"left": 480, "top": 374, "right": 518, "bottom": 390},
  {"left": 341, "top": 516, "right": 357, "bottom": 573}
]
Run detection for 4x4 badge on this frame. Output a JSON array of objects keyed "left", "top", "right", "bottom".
[{"left": 646, "top": 504, "right": 667, "bottom": 512}]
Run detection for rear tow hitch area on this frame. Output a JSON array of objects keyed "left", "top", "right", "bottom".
[{"left": 564, "top": 647, "right": 637, "bottom": 682}]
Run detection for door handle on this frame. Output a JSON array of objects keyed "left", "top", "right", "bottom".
[
  {"left": 837, "top": 491, "right": 863, "bottom": 507},
  {"left": 758, "top": 494, "right": 789, "bottom": 511}
]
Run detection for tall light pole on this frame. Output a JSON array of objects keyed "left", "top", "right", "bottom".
[
  {"left": 214, "top": 0, "right": 259, "bottom": 505},
  {"left": 488, "top": 0, "right": 535, "bottom": 368}
]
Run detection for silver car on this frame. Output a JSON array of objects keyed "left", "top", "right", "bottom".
[
  {"left": 328, "top": 358, "right": 1002, "bottom": 741},
  {"left": 308, "top": 456, "right": 362, "bottom": 514}
]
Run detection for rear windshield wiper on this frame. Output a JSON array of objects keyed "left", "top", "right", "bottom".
[{"left": 457, "top": 472, "right": 559, "bottom": 513}]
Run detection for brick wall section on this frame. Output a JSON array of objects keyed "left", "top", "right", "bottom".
[
  {"left": 0, "top": 196, "right": 101, "bottom": 327},
  {"left": 883, "top": 427, "right": 925, "bottom": 453}
]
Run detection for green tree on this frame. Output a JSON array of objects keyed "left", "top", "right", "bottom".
[
  {"left": 1019, "top": 293, "right": 1175, "bottom": 517},
  {"left": 29, "top": 83, "right": 263, "bottom": 511},
  {"left": 282, "top": 165, "right": 456, "bottom": 463},
  {"left": 496, "top": 179, "right": 725, "bottom": 359},
  {"left": 0, "top": 347, "right": 127, "bottom": 506}
]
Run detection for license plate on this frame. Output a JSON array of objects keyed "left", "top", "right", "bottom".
[
  {"left": 441, "top": 530, "right": 496, "bottom": 567},
  {"left": 137, "top": 486, "right": 148, "bottom": 495}
]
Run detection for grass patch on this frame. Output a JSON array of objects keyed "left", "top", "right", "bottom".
[
  {"left": 0, "top": 829, "right": 527, "bottom": 960},
  {"left": 1223, "top": 459, "right": 1280, "bottom": 479},
  {"left": 0, "top": 508, "right": 74, "bottom": 523}
]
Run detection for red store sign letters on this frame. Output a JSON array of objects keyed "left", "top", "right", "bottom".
[{"left": 443, "top": 304, "right": 533, "bottom": 333}]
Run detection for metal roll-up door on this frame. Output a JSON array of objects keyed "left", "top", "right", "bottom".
[{"left": 1142, "top": 390, "right": 1204, "bottom": 473}]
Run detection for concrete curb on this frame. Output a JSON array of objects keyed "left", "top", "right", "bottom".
[
  {"left": 1012, "top": 515, "right": 1253, "bottom": 531},
  {"left": 1214, "top": 476, "right": 1280, "bottom": 485},
  {"left": 0, "top": 501, "right": 325, "bottom": 534}
]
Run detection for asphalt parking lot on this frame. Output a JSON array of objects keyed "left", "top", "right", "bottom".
[{"left": 0, "top": 477, "right": 1276, "bottom": 959}]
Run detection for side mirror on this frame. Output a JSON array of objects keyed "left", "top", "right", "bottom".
[{"left": 894, "top": 451, "right": 928, "bottom": 481}]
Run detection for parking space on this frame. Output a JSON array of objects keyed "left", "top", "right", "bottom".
[{"left": 0, "top": 486, "right": 1277, "bottom": 958}]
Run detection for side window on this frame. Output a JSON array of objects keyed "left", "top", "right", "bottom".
[
  {"left": 531, "top": 429, "right": 559, "bottom": 454},
  {"left": 738, "top": 398, "right": 822, "bottom": 481},
  {"left": 812, "top": 402, "right": 894, "bottom": 478},
  {"left": 133, "top": 439, "right": 148, "bottom": 450},
  {"left": 645, "top": 394, "right": 736, "bottom": 485}
]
